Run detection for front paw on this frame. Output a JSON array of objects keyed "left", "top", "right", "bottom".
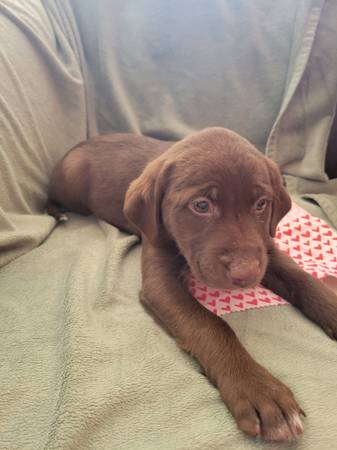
[
  {"left": 221, "top": 367, "right": 304, "bottom": 442},
  {"left": 318, "top": 278, "right": 337, "bottom": 339},
  {"left": 300, "top": 285, "right": 337, "bottom": 339},
  {"left": 316, "top": 308, "right": 337, "bottom": 340}
]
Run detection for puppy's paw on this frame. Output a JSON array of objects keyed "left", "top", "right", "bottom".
[
  {"left": 312, "top": 284, "right": 337, "bottom": 340},
  {"left": 302, "top": 276, "right": 337, "bottom": 340},
  {"left": 222, "top": 369, "right": 304, "bottom": 442},
  {"left": 320, "top": 320, "right": 337, "bottom": 340},
  {"left": 324, "top": 307, "right": 337, "bottom": 341},
  {"left": 58, "top": 213, "right": 69, "bottom": 223}
]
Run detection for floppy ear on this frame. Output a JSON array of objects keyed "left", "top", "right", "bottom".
[
  {"left": 266, "top": 158, "right": 291, "bottom": 237},
  {"left": 123, "top": 157, "right": 172, "bottom": 246}
]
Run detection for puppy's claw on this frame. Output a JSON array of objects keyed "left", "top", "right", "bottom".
[
  {"left": 58, "top": 214, "right": 68, "bottom": 222},
  {"left": 287, "top": 412, "right": 304, "bottom": 437}
]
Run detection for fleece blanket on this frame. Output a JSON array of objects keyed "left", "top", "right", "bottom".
[
  {"left": 1, "top": 1, "right": 337, "bottom": 450},
  {"left": 2, "top": 214, "right": 337, "bottom": 450}
]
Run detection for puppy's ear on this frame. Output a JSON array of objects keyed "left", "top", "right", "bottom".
[
  {"left": 266, "top": 158, "right": 291, "bottom": 237},
  {"left": 124, "top": 157, "right": 172, "bottom": 246}
]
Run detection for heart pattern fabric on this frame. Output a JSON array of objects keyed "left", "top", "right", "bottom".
[{"left": 189, "top": 204, "right": 337, "bottom": 316}]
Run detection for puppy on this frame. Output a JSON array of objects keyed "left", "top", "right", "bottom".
[
  {"left": 47, "top": 128, "right": 337, "bottom": 442},
  {"left": 47, "top": 134, "right": 173, "bottom": 229}
]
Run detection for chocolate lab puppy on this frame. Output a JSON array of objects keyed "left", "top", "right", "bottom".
[{"left": 47, "top": 128, "right": 337, "bottom": 442}]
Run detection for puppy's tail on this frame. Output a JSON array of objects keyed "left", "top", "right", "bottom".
[{"left": 45, "top": 199, "right": 69, "bottom": 223}]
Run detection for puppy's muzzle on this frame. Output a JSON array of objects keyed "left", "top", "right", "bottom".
[
  {"left": 228, "top": 260, "right": 260, "bottom": 287},
  {"left": 220, "top": 254, "right": 262, "bottom": 288}
]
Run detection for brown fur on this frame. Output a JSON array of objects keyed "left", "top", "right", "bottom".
[{"left": 47, "top": 127, "right": 337, "bottom": 442}]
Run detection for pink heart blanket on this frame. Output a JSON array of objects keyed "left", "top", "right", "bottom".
[{"left": 189, "top": 204, "right": 337, "bottom": 315}]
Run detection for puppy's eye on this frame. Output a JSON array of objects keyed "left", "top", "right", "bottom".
[
  {"left": 189, "top": 197, "right": 213, "bottom": 215},
  {"left": 254, "top": 197, "right": 270, "bottom": 212}
]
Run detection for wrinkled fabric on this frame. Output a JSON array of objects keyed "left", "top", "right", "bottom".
[
  {"left": 0, "top": 0, "right": 95, "bottom": 266},
  {"left": 1, "top": 1, "right": 337, "bottom": 449},
  {"left": 267, "top": 0, "right": 337, "bottom": 226}
]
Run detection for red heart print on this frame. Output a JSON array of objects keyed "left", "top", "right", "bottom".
[
  {"left": 221, "top": 305, "right": 231, "bottom": 312},
  {"left": 271, "top": 296, "right": 283, "bottom": 302},
  {"left": 247, "top": 299, "right": 258, "bottom": 306},
  {"left": 233, "top": 293, "right": 243, "bottom": 300},
  {"left": 219, "top": 297, "right": 231, "bottom": 303},
  {"left": 302, "top": 231, "right": 310, "bottom": 238},
  {"left": 291, "top": 236, "right": 300, "bottom": 242},
  {"left": 235, "top": 302, "right": 244, "bottom": 309},
  {"left": 313, "top": 235, "right": 321, "bottom": 242},
  {"left": 208, "top": 299, "right": 216, "bottom": 308},
  {"left": 260, "top": 297, "right": 271, "bottom": 303},
  {"left": 284, "top": 229, "right": 292, "bottom": 236},
  {"left": 198, "top": 285, "right": 207, "bottom": 292},
  {"left": 208, "top": 290, "right": 220, "bottom": 297},
  {"left": 246, "top": 292, "right": 256, "bottom": 297},
  {"left": 314, "top": 244, "right": 322, "bottom": 250},
  {"left": 323, "top": 230, "right": 332, "bottom": 237},
  {"left": 197, "top": 293, "right": 206, "bottom": 302}
]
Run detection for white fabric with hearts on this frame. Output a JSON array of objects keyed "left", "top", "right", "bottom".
[{"left": 189, "top": 204, "right": 337, "bottom": 316}]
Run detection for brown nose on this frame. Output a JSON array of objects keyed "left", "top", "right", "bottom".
[{"left": 229, "top": 260, "right": 260, "bottom": 288}]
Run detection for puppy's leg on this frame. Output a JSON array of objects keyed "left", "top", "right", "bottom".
[
  {"left": 263, "top": 245, "right": 337, "bottom": 339},
  {"left": 45, "top": 200, "right": 69, "bottom": 222},
  {"left": 141, "top": 243, "right": 304, "bottom": 442}
]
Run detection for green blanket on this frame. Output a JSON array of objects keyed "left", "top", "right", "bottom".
[
  {"left": 2, "top": 215, "right": 337, "bottom": 450},
  {"left": 1, "top": 1, "right": 337, "bottom": 449}
]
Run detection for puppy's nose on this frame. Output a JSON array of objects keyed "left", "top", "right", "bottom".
[{"left": 229, "top": 261, "right": 260, "bottom": 288}]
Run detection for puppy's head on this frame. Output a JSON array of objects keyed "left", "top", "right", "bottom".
[{"left": 124, "top": 128, "right": 290, "bottom": 289}]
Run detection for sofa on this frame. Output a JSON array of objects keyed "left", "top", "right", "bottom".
[{"left": 1, "top": 1, "right": 337, "bottom": 449}]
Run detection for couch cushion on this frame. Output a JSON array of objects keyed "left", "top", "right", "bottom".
[{"left": 0, "top": 0, "right": 93, "bottom": 266}]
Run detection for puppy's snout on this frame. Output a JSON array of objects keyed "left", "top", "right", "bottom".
[
  {"left": 220, "top": 254, "right": 261, "bottom": 288},
  {"left": 229, "top": 260, "right": 260, "bottom": 288}
]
